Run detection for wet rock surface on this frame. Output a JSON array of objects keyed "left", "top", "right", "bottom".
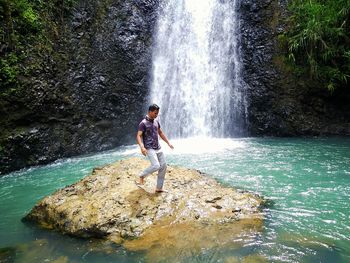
[
  {"left": 239, "top": 0, "right": 350, "bottom": 136},
  {"left": 23, "top": 157, "right": 265, "bottom": 251},
  {"left": 2, "top": 0, "right": 349, "bottom": 175},
  {"left": 0, "top": 0, "right": 160, "bottom": 174}
]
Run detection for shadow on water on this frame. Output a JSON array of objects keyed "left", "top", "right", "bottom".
[
  {"left": 1, "top": 216, "right": 268, "bottom": 263},
  {"left": 275, "top": 231, "right": 345, "bottom": 263},
  {"left": 261, "top": 199, "right": 275, "bottom": 209},
  {"left": 0, "top": 229, "right": 139, "bottom": 263},
  {"left": 123, "top": 217, "right": 265, "bottom": 263}
]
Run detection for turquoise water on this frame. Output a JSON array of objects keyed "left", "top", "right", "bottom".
[{"left": 0, "top": 137, "right": 349, "bottom": 262}]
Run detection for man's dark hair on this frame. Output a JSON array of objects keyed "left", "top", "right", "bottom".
[{"left": 149, "top": 103, "right": 160, "bottom": 112}]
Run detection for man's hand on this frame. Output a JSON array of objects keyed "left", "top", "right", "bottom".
[
  {"left": 137, "top": 131, "right": 147, "bottom": 156},
  {"left": 140, "top": 146, "right": 147, "bottom": 156},
  {"left": 159, "top": 128, "right": 174, "bottom": 150}
]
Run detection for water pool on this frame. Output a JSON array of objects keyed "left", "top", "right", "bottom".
[{"left": 1, "top": 137, "right": 349, "bottom": 262}]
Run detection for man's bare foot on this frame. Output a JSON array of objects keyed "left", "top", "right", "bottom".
[{"left": 134, "top": 176, "right": 145, "bottom": 186}]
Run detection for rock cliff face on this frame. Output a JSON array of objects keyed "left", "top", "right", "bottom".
[
  {"left": 0, "top": 0, "right": 159, "bottom": 174},
  {"left": 1, "top": 0, "right": 349, "bottom": 174},
  {"left": 23, "top": 158, "right": 264, "bottom": 259},
  {"left": 239, "top": 0, "right": 350, "bottom": 136}
]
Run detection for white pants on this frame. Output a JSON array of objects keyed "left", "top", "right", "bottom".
[{"left": 139, "top": 149, "right": 167, "bottom": 189}]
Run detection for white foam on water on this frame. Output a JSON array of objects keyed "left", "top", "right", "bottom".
[{"left": 159, "top": 136, "right": 246, "bottom": 154}]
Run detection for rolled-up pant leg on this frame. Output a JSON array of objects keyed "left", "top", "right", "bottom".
[
  {"left": 139, "top": 149, "right": 160, "bottom": 177},
  {"left": 156, "top": 151, "right": 167, "bottom": 189}
]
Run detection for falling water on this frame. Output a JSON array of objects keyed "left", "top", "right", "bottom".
[{"left": 150, "top": 0, "right": 247, "bottom": 138}]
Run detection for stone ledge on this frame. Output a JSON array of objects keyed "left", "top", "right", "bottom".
[{"left": 23, "top": 157, "right": 265, "bottom": 253}]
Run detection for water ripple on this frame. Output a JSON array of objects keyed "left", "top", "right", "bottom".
[{"left": 1, "top": 137, "right": 350, "bottom": 262}]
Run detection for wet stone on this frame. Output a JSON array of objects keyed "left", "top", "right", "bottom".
[{"left": 23, "top": 157, "right": 265, "bottom": 253}]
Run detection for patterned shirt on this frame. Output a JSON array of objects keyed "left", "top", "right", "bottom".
[{"left": 138, "top": 115, "right": 161, "bottom": 150}]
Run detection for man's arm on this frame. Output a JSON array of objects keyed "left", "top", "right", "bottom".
[
  {"left": 158, "top": 128, "right": 174, "bottom": 149},
  {"left": 136, "top": 131, "right": 147, "bottom": 156}
]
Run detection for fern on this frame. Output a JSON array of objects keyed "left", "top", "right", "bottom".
[{"left": 282, "top": 0, "right": 350, "bottom": 91}]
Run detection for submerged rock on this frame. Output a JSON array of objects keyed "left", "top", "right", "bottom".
[{"left": 23, "top": 157, "right": 265, "bottom": 252}]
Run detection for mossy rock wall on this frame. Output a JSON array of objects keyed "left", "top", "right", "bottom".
[
  {"left": 0, "top": 0, "right": 159, "bottom": 174},
  {"left": 240, "top": 0, "right": 350, "bottom": 136},
  {"left": 1, "top": 0, "right": 349, "bottom": 174}
]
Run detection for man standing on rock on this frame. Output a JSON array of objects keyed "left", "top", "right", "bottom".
[{"left": 136, "top": 103, "right": 174, "bottom": 192}]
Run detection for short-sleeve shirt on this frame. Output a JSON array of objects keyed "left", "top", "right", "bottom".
[{"left": 138, "top": 116, "right": 161, "bottom": 150}]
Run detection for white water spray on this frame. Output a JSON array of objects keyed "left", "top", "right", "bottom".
[{"left": 150, "top": 0, "right": 246, "bottom": 138}]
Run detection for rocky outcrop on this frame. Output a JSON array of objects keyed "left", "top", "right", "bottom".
[
  {"left": 0, "top": 0, "right": 160, "bottom": 175},
  {"left": 23, "top": 158, "right": 265, "bottom": 254},
  {"left": 240, "top": 0, "right": 350, "bottom": 136},
  {"left": 2, "top": 0, "right": 349, "bottom": 175}
]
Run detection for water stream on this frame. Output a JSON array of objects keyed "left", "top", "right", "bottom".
[{"left": 150, "top": 0, "right": 246, "bottom": 137}]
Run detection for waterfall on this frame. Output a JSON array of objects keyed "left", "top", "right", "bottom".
[{"left": 150, "top": 0, "right": 246, "bottom": 138}]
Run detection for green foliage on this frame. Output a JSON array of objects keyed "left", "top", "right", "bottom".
[
  {"left": 0, "top": 53, "right": 19, "bottom": 87},
  {"left": 15, "top": 0, "right": 41, "bottom": 31},
  {"left": 0, "top": 0, "right": 76, "bottom": 93},
  {"left": 282, "top": 0, "right": 350, "bottom": 91}
]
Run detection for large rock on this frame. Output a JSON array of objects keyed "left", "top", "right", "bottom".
[
  {"left": 0, "top": 0, "right": 159, "bottom": 174},
  {"left": 239, "top": 0, "right": 350, "bottom": 136},
  {"left": 23, "top": 157, "right": 265, "bottom": 254},
  {"left": 2, "top": 0, "right": 350, "bottom": 175}
]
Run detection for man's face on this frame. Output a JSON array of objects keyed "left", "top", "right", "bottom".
[{"left": 148, "top": 110, "right": 159, "bottom": 119}]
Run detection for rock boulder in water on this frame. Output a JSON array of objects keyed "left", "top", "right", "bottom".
[{"left": 23, "top": 158, "right": 265, "bottom": 252}]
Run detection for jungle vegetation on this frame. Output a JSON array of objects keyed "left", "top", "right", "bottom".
[{"left": 282, "top": 0, "right": 350, "bottom": 91}]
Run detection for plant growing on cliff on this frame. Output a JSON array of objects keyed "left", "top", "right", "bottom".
[
  {"left": 0, "top": 0, "right": 76, "bottom": 93},
  {"left": 282, "top": 0, "right": 350, "bottom": 91}
]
